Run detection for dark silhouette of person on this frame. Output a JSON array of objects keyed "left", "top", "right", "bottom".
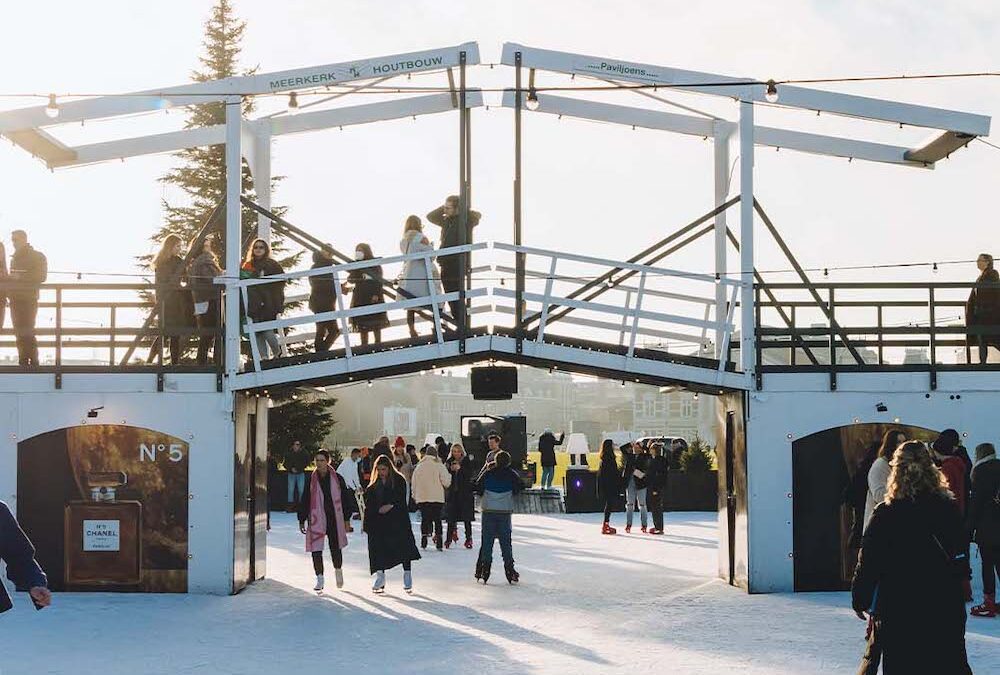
[
  {"left": 427, "top": 195, "right": 481, "bottom": 331},
  {"left": 9, "top": 230, "right": 47, "bottom": 367}
]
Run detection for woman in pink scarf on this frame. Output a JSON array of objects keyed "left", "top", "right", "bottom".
[{"left": 297, "top": 449, "right": 349, "bottom": 591}]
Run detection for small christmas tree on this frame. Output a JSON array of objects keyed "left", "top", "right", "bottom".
[
  {"left": 680, "top": 434, "right": 715, "bottom": 473},
  {"left": 269, "top": 390, "right": 337, "bottom": 468}
]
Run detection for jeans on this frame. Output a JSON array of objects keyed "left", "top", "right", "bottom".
[
  {"left": 625, "top": 480, "right": 647, "bottom": 529},
  {"left": 311, "top": 534, "right": 344, "bottom": 575},
  {"left": 541, "top": 466, "right": 555, "bottom": 489},
  {"left": 11, "top": 297, "right": 39, "bottom": 366},
  {"left": 287, "top": 472, "right": 305, "bottom": 507},
  {"left": 255, "top": 329, "right": 282, "bottom": 361},
  {"left": 419, "top": 503, "right": 443, "bottom": 544},
  {"left": 981, "top": 543, "right": 1000, "bottom": 596},
  {"left": 649, "top": 488, "right": 664, "bottom": 531},
  {"left": 478, "top": 512, "right": 513, "bottom": 566}
]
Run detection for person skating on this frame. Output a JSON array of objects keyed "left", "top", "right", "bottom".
[
  {"left": 622, "top": 442, "right": 649, "bottom": 533},
  {"left": 474, "top": 450, "right": 522, "bottom": 584},
  {"left": 435, "top": 435, "right": 450, "bottom": 462},
  {"left": 445, "top": 443, "right": 476, "bottom": 549},
  {"left": 852, "top": 441, "right": 971, "bottom": 674},
  {"left": 647, "top": 443, "right": 669, "bottom": 535},
  {"left": 932, "top": 428, "right": 973, "bottom": 601},
  {"left": 1, "top": 500, "right": 51, "bottom": 613},
  {"left": 391, "top": 436, "right": 414, "bottom": 484},
  {"left": 969, "top": 442, "right": 1000, "bottom": 617},
  {"left": 412, "top": 446, "right": 452, "bottom": 551},
  {"left": 864, "top": 428, "right": 905, "bottom": 531},
  {"left": 342, "top": 243, "right": 389, "bottom": 347},
  {"left": 364, "top": 455, "right": 421, "bottom": 593},
  {"left": 597, "top": 439, "right": 621, "bottom": 535},
  {"left": 485, "top": 433, "right": 502, "bottom": 464},
  {"left": 298, "top": 450, "right": 350, "bottom": 592},
  {"left": 308, "top": 247, "right": 341, "bottom": 352},
  {"left": 537, "top": 428, "right": 564, "bottom": 490},
  {"left": 337, "top": 448, "right": 363, "bottom": 533},
  {"left": 426, "top": 195, "right": 481, "bottom": 331}
]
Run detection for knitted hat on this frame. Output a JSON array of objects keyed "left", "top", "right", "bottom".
[
  {"left": 932, "top": 429, "right": 960, "bottom": 455},
  {"left": 394, "top": 436, "right": 406, "bottom": 448}
]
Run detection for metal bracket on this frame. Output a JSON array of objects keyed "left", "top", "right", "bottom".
[
  {"left": 157, "top": 371, "right": 165, "bottom": 392},
  {"left": 54, "top": 372, "right": 62, "bottom": 390}
]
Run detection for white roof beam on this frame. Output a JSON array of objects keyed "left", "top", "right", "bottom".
[
  {"left": 501, "top": 43, "right": 991, "bottom": 137},
  {"left": 0, "top": 42, "right": 480, "bottom": 133},
  {"left": 754, "top": 126, "right": 931, "bottom": 168},
  {"left": 904, "top": 131, "right": 976, "bottom": 164}
]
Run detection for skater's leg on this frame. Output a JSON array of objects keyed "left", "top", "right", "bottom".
[
  {"left": 447, "top": 516, "right": 457, "bottom": 542},
  {"left": 625, "top": 481, "right": 636, "bottom": 528},
  {"left": 650, "top": 490, "right": 664, "bottom": 531},
  {"left": 479, "top": 513, "right": 499, "bottom": 564},
  {"left": 402, "top": 560, "right": 411, "bottom": 572},
  {"left": 603, "top": 499, "right": 613, "bottom": 524},
  {"left": 312, "top": 551, "right": 324, "bottom": 576},
  {"left": 983, "top": 544, "right": 999, "bottom": 597},
  {"left": 328, "top": 535, "right": 343, "bottom": 570},
  {"left": 637, "top": 488, "right": 648, "bottom": 529},
  {"left": 498, "top": 514, "right": 514, "bottom": 565},
  {"left": 464, "top": 520, "right": 472, "bottom": 540},
  {"left": 431, "top": 503, "right": 443, "bottom": 545},
  {"left": 419, "top": 504, "right": 433, "bottom": 537}
]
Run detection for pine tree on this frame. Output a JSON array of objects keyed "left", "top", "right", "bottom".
[
  {"left": 679, "top": 434, "right": 716, "bottom": 473},
  {"left": 269, "top": 392, "right": 338, "bottom": 467}
]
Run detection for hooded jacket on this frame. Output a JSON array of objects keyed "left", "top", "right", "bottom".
[{"left": 411, "top": 454, "right": 453, "bottom": 504}]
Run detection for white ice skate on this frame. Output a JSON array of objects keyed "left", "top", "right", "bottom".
[
  {"left": 314, "top": 575, "right": 324, "bottom": 592},
  {"left": 372, "top": 571, "right": 386, "bottom": 594},
  {"left": 335, "top": 568, "right": 344, "bottom": 589},
  {"left": 403, "top": 570, "right": 413, "bottom": 594}
]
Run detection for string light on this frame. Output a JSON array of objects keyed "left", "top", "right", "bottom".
[
  {"left": 525, "top": 88, "right": 540, "bottom": 111},
  {"left": 764, "top": 79, "right": 779, "bottom": 103},
  {"left": 287, "top": 91, "right": 299, "bottom": 109},
  {"left": 44, "top": 93, "right": 59, "bottom": 119}
]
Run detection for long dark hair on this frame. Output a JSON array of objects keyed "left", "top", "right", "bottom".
[
  {"left": 154, "top": 234, "right": 184, "bottom": 269},
  {"left": 599, "top": 439, "right": 617, "bottom": 469},
  {"left": 355, "top": 243, "right": 375, "bottom": 261},
  {"left": 244, "top": 238, "right": 271, "bottom": 266},
  {"left": 368, "top": 454, "right": 404, "bottom": 488},
  {"left": 877, "top": 428, "right": 905, "bottom": 461}
]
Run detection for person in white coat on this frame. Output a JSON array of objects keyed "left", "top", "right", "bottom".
[
  {"left": 411, "top": 446, "right": 452, "bottom": 550},
  {"left": 864, "top": 428, "right": 906, "bottom": 531},
  {"left": 397, "top": 215, "right": 443, "bottom": 339},
  {"left": 337, "top": 448, "right": 363, "bottom": 532}
]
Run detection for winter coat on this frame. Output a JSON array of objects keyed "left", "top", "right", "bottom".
[
  {"left": 646, "top": 455, "right": 669, "bottom": 494},
  {"left": 970, "top": 455, "right": 1000, "bottom": 548},
  {"left": 939, "top": 455, "right": 969, "bottom": 516},
  {"left": 154, "top": 256, "right": 194, "bottom": 329},
  {"left": 363, "top": 474, "right": 421, "bottom": 573},
  {"left": 346, "top": 263, "right": 389, "bottom": 332},
  {"left": 597, "top": 454, "right": 621, "bottom": 499},
  {"left": 9, "top": 244, "right": 46, "bottom": 302},
  {"left": 851, "top": 494, "right": 969, "bottom": 674},
  {"left": 372, "top": 441, "right": 392, "bottom": 463},
  {"left": 445, "top": 454, "right": 476, "bottom": 522},
  {"left": 966, "top": 267, "right": 1000, "bottom": 347},
  {"left": 426, "top": 206, "right": 482, "bottom": 251},
  {"left": 296, "top": 470, "right": 350, "bottom": 550},
  {"left": 537, "top": 432, "right": 564, "bottom": 468},
  {"left": 864, "top": 456, "right": 891, "bottom": 531},
  {"left": 1, "top": 500, "right": 47, "bottom": 613},
  {"left": 284, "top": 447, "right": 311, "bottom": 474},
  {"left": 630, "top": 451, "right": 652, "bottom": 490},
  {"left": 392, "top": 451, "right": 413, "bottom": 484},
  {"left": 397, "top": 230, "right": 442, "bottom": 300},
  {"left": 619, "top": 451, "right": 638, "bottom": 489},
  {"left": 308, "top": 252, "right": 335, "bottom": 315},
  {"left": 241, "top": 257, "right": 284, "bottom": 322},
  {"left": 476, "top": 465, "right": 522, "bottom": 513},
  {"left": 187, "top": 251, "right": 223, "bottom": 304},
  {"left": 411, "top": 454, "right": 452, "bottom": 504}
]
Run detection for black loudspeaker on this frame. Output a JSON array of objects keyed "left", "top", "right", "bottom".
[
  {"left": 564, "top": 469, "right": 600, "bottom": 513},
  {"left": 471, "top": 366, "right": 518, "bottom": 400}
]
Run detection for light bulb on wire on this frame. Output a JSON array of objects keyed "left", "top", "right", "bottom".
[
  {"left": 525, "top": 88, "right": 540, "bottom": 111},
  {"left": 45, "top": 94, "right": 60, "bottom": 119},
  {"left": 764, "top": 79, "right": 779, "bottom": 104},
  {"left": 288, "top": 91, "right": 299, "bottom": 110}
]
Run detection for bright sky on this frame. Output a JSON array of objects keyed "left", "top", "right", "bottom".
[{"left": 1, "top": 0, "right": 997, "bottom": 293}]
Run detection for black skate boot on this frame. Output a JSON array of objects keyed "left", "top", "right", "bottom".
[
  {"left": 420, "top": 534, "right": 428, "bottom": 549},
  {"left": 504, "top": 561, "right": 520, "bottom": 585},
  {"left": 475, "top": 558, "right": 491, "bottom": 584}
]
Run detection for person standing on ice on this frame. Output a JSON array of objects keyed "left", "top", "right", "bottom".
[
  {"left": 412, "top": 446, "right": 452, "bottom": 550},
  {"left": 598, "top": 439, "right": 621, "bottom": 535},
  {"left": 337, "top": 448, "right": 363, "bottom": 533},
  {"left": 298, "top": 450, "right": 350, "bottom": 592},
  {"left": 646, "top": 443, "right": 669, "bottom": 535},
  {"left": 537, "top": 428, "right": 564, "bottom": 490},
  {"left": 931, "top": 429, "right": 973, "bottom": 602},
  {"left": 485, "top": 433, "right": 502, "bottom": 464},
  {"left": 864, "top": 428, "right": 905, "bottom": 531},
  {"left": 851, "top": 440, "right": 971, "bottom": 674},
  {"left": 445, "top": 443, "right": 476, "bottom": 549},
  {"left": 969, "top": 442, "right": 1000, "bottom": 618},
  {"left": 474, "top": 450, "right": 522, "bottom": 584},
  {"left": 364, "top": 455, "right": 421, "bottom": 594}
]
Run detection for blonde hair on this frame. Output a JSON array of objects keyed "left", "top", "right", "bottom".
[{"left": 884, "top": 440, "right": 953, "bottom": 504}]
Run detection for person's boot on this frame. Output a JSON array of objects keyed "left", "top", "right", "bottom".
[
  {"left": 504, "top": 561, "right": 520, "bottom": 584},
  {"left": 625, "top": 525, "right": 632, "bottom": 534},
  {"left": 420, "top": 534, "right": 428, "bottom": 549},
  {"left": 971, "top": 593, "right": 998, "bottom": 618},
  {"left": 372, "top": 571, "right": 386, "bottom": 594},
  {"left": 452, "top": 530, "right": 460, "bottom": 543},
  {"left": 601, "top": 522, "right": 617, "bottom": 535},
  {"left": 445, "top": 537, "right": 452, "bottom": 549},
  {"left": 475, "top": 558, "right": 491, "bottom": 584},
  {"left": 641, "top": 526, "right": 648, "bottom": 534},
  {"left": 962, "top": 578, "right": 974, "bottom": 602},
  {"left": 403, "top": 570, "right": 413, "bottom": 594},
  {"left": 435, "top": 534, "right": 443, "bottom": 551},
  {"left": 314, "top": 575, "right": 324, "bottom": 592},
  {"left": 464, "top": 537, "right": 474, "bottom": 549}
]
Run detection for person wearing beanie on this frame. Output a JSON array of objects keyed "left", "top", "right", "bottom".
[
  {"left": 970, "top": 443, "right": 1000, "bottom": 617},
  {"left": 391, "top": 437, "right": 413, "bottom": 486},
  {"left": 931, "top": 429, "right": 973, "bottom": 602}
]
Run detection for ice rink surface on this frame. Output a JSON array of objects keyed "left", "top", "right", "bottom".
[{"left": 3, "top": 511, "right": 999, "bottom": 674}]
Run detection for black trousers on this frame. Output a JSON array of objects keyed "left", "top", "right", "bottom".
[
  {"left": 314, "top": 320, "right": 340, "bottom": 352},
  {"left": 439, "top": 256, "right": 464, "bottom": 330},
  {"left": 649, "top": 489, "right": 664, "bottom": 531},
  {"left": 447, "top": 516, "right": 472, "bottom": 540},
  {"left": 311, "top": 533, "right": 344, "bottom": 575},
  {"left": 981, "top": 543, "right": 1000, "bottom": 596},
  {"left": 195, "top": 301, "right": 218, "bottom": 365},
  {"left": 603, "top": 496, "right": 614, "bottom": 523},
  {"left": 419, "top": 503, "right": 443, "bottom": 543},
  {"left": 10, "top": 297, "right": 38, "bottom": 366}
]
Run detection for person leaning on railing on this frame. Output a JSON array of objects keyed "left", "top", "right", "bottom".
[
  {"left": 187, "top": 237, "right": 223, "bottom": 365},
  {"left": 341, "top": 243, "right": 388, "bottom": 347},
  {"left": 427, "top": 195, "right": 481, "bottom": 330},
  {"left": 148, "top": 234, "right": 193, "bottom": 366},
  {"left": 966, "top": 253, "right": 1000, "bottom": 365},
  {"left": 241, "top": 238, "right": 285, "bottom": 361},
  {"left": 9, "top": 230, "right": 47, "bottom": 367},
  {"left": 308, "top": 246, "right": 341, "bottom": 352}
]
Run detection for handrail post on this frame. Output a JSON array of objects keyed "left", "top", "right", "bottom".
[
  {"left": 790, "top": 304, "right": 797, "bottom": 366},
  {"left": 514, "top": 51, "right": 525, "bottom": 336},
  {"left": 754, "top": 284, "right": 762, "bottom": 389},
  {"left": 54, "top": 287, "right": 62, "bottom": 370},
  {"left": 332, "top": 271, "right": 353, "bottom": 362},
  {"left": 109, "top": 305, "right": 116, "bottom": 366},
  {"left": 929, "top": 286, "right": 937, "bottom": 390},
  {"left": 618, "top": 290, "right": 633, "bottom": 347},
  {"left": 626, "top": 271, "right": 647, "bottom": 360},
  {"left": 424, "top": 253, "right": 444, "bottom": 345},
  {"left": 240, "top": 285, "right": 262, "bottom": 373},
  {"left": 535, "top": 255, "right": 558, "bottom": 343},
  {"left": 828, "top": 287, "right": 836, "bottom": 391},
  {"left": 877, "top": 305, "right": 884, "bottom": 365}
]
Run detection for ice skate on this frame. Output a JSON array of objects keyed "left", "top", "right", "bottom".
[
  {"left": 464, "top": 537, "right": 473, "bottom": 549},
  {"left": 420, "top": 534, "right": 428, "bottom": 549},
  {"left": 451, "top": 530, "right": 459, "bottom": 542},
  {"left": 403, "top": 570, "right": 413, "bottom": 594},
  {"left": 313, "top": 575, "right": 324, "bottom": 592},
  {"left": 334, "top": 568, "right": 344, "bottom": 590},
  {"left": 648, "top": 528, "right": 664, "bottom": 535},
  {"left": 444, "top": 537, "right": 452, "bottom": 549},
  {"left": 372, "top": 571, "right": 386, "bottom": 594},
  {"left": 504, "top": 562, "right": 520, "bottom": 585},
  {"left": 625, "top": 525, "right": 632, "bottom": 534},
  {"left": 971, "top": 594, "right": 997, "bottom": 618},
  {"left": 601, "top": 522, "right": 617, "bottom": 535},
  {"left": 641, "top": 526, "right": 647, "bottom": 534},
  {"left": 475, "top": 558, "right": 491, "bottom": 584}
]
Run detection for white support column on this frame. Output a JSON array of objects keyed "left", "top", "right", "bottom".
[
  {"left": 738, "top": 101, "right": 755, "bottom": 380},
  {"left": 224, "top": 97, "right": 244, "bottom": 398},
  {"left": 252, "top": 126, "right": 272, "bottom": 243},
  {"left": 713, "top": 123, "right": 731, "bottom": 359}
]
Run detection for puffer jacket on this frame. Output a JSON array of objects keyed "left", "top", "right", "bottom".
[
  {"left": 475, "top": 465, "right": 522, "bottom": 513},
  {"left": 411, "top": 454, "right": 452, "bottom": 504}
]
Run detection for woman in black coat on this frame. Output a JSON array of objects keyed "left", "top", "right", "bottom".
[
  {"left": 966, "top": 252, "right": 1000, "bottom": 364},
  {"left": 343, "top": 243, "right": 389, "bottom": 346},
  {"left": 445, "top": 444, "right": 476, "bottom": 548},
  {"left": 149, "top": 234, "right": 193, "bottom": 365},
  {"left": 851, "top": 441, "right": 970, "bottom": 674},
  {"left": 187, "top": 237, "right": 223, "bottom": 365},
  {"left": 241, "top": 238, "right": 285, "bottom": 361},
  {"left": 969, "top": 442, "right": 1000, "bottom": 617},
  {"left": 597, "top": 439, "right": 621, "bottom": 535},
  {"left": 363, "top": 455, "right": 420, "bottom": 593}
]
